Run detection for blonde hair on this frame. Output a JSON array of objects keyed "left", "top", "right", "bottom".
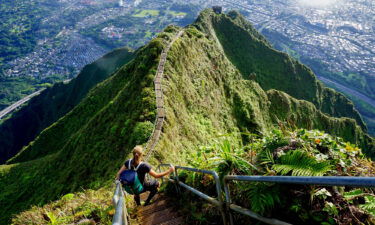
[{"left": 132, "top": 145, "right": 144, "bottom": 163}]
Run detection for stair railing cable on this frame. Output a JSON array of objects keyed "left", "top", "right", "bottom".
[{"left": 111, "top": 30, "right": 183, "bottom": 225}]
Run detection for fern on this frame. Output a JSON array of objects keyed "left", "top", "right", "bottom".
[
  {"left": 244, "top": 182, "right": 281, "bottom": 214},
  {"left": 360, "top": 196, "right": 375, "bottom": 216},
  {"left": 272, "top": 150, "right": 331, "bottom": 176},
  {"left": 259, "top": 149, "right": 275, "bottom": 165},
  {"left": 343, "top": 189, "right": 363, "bottom": 200}
]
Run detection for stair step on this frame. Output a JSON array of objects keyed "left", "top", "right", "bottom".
[
  {"left": 140, "top": 193, "right": 166, "bottom": 202},
  {"left": 141, "top": 208, "right": 179, "bottom": 225},
  {"left": 157, "top": 216, "right": 186, "bottom": 225},
  {"left": 139, "top": 199, "right": 171, "bottom": 215}
]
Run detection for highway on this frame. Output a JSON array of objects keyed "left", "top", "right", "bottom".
[
  {"left": 0, "top": 88, "right": 45, "bottom": 120},
  {"left": 318, "top": 76, "right": 375, "bottom": 108}
]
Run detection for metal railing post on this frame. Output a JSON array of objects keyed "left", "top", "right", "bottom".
[
  {"left": 171, "top": 166, "right": 228, "bottom": 224},
  {"left": 212, "top": 171, "right": 228, "bottom": 225},
  {"left": 174, "top": 166, "right": 181, "bottom": 194},
  {"left": 223, "top": 178, "right": 234, "bottom": 225}
]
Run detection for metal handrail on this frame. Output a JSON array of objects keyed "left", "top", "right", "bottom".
[
  {"left": 170, "top": 166, "right": 228, "bottom": 225},
  {"left": 223, "top": 175, "right": 375, "bottom": 225},
  {"left": 112, "top": 162, "right": 375, "bottom": 225},
  {"left": 156, "top": 163, "right": 176, "bottom": 184},
  {"left": 112, "top": 181, "right": 129, "bottom": 225}
]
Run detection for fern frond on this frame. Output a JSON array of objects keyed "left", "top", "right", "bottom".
[
  {"left": 245, "top": 182, "right": 281, "bottom": 214},
  {"left": 360, "top": 196, "right": 375, "bottom": 216},
  {"left": 272, "top": 150, "right": 331, "bottom": 176},
  {"left": 259, "top": 149, "right": 275, "bottom": 165}
]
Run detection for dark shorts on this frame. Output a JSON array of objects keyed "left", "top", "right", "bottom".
[
  {"left": 134, "top": 179, "right": 159, "bottom": 205},
  {"left": 141, "top": 179, "right": 159, "bottom": 193}
]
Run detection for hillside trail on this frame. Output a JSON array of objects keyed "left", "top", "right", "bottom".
[
  {"left": 133, "top": 193, "right": 185, "bottom": 225},
  {"left": 133, "top": 29, "right": 186, "bottom": 225}
]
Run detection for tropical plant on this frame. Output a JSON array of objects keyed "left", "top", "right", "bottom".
[
  {"left": 344, "top": 189, "right": 375, "bottom": 217},
  {"left": 237, "top": 182, "right": 281, "bottom": 214},
  {"left": 272, "top": 150, "right": 332, "bottom": 176},
  {"left": 209, "top": 139, "right": 258, "bottom": 176}
]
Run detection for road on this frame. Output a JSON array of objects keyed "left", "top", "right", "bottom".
[
  {"left": 318, "top": 76, "right": 375, "bottom": 108},
  {"left": 0, "top": 88, "right": 45, "bottom": 120}
]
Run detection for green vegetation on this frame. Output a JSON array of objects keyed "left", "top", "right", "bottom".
[
  {"left": 168, "top": 11, "right": 187, "bottom": 17},
  {"left": 0, "top": 76, "right": 44, "bottom": 110},
  {"left": 0, "top": 0, "right": 52, "bottom": 65},
  {"left": 0, "top": 0, "right": 114, "bottom": 67},
  {"left": 132, "top": 9, "right": 160, "bottom": 18},
  {"left": 0, "top": 47, "right": 134, "bottom": 164},
  {"left": 0, "top": 30, "right": 173, "bottom": 223},
  {"left": 263, "top": 29, "right": 375, "bottom": 136},
  {"left": 326, "top": 85, "right": 375, "bottom": 136},
  {"left": 11, "top": 188, "right": 114, "bottom": 225},
  {"left": 172, "top": 129, "right": 374, "bottom": 224},
  {"left": 196, "top": 10, "right": 366, "bottom": 131},
  {"left": 0, "top": 10, "right": 374, "bottom": 225},
  {"left": 267, "top": 89, "right": 374, "bottom": 155}
]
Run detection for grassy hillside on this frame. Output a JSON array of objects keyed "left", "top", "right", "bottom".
[
  {"left": 195, "top": 10, "right": 366, "bottom": 131},
  {"left": 0, "top": 10, "right": 374, "bottom": 224},
  {"left": 0, "top": 48, "right": 134, "bottom": 164},
  {"left": 155, "top": 10, "right": 374, "bottom": 163},
  {"left": 0, "top": 30, "right": 179, "bottom": 223}
]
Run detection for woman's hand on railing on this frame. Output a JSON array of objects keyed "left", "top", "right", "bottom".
[{"left": 169, "top": 165, "right": 175, "bottom": 173}]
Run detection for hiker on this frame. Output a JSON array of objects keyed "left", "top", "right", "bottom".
[{"left": 116, "top": 145, "right": 175, "bottom": 206}]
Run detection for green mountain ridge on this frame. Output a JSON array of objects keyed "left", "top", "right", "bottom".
[
  {"left": 0, "top": 9, "right": 374, "bottom": 224},
  {"left": 0, "top": 47, "right": 134, "bottom": 164}
]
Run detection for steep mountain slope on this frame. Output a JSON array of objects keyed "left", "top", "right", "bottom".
[
  {"left": 0, "top": 10, "right": 374, "bottom": 224},
  {"left": 0, "top": 48, "right": 134, "bottom": 164},
  {"left": 196, "top": 11, "right": 366, "bottom": 130},
  {"left": 155, "top": 10, "right": 373, "bottom": 162},
  {"left": 0, "top": 32, "right": 167, "bottom": 222}
]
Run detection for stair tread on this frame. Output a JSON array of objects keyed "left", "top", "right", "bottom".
[
  {"left": 141, "top": 208, "right": 179, "bottom": 225},
  {"left": 140, "top": 193, "right": 165, "bottom": 201},
  {"left": 139, "top": 200, "right": 171, "bottom": 215},
  {"left": 157, "top": 216, "right": 186, "bottom": 225},
  {"left": 140, "top": 205, "right": 175, "bottom": 218}
]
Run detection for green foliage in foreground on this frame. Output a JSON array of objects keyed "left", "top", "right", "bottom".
[
  {"left": 178, "top": 129, "right": 375, "bottom": 224},
  {"left": 272, "top": 150, "right": 332, "bottom": 176},
  {"left": 11, "top": 188, "right": 114, "bottom": 225}
]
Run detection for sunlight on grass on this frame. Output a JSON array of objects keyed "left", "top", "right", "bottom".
[{"left": 133, "top": 9, "right": 160, "bottom": 18}]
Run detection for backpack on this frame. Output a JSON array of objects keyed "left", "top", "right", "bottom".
[{"left": 120, "top": 160, "right": 144, "bottom": 195}]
